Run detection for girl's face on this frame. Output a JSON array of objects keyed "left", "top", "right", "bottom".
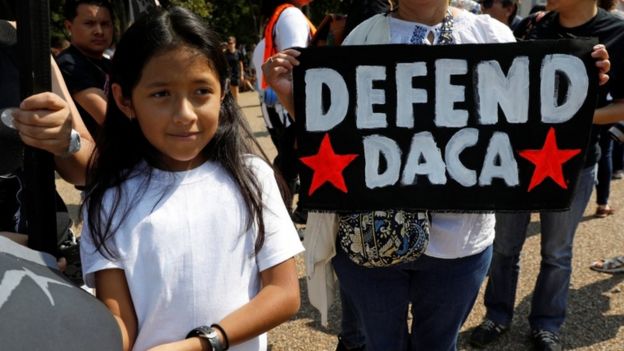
[{"left": 119, "top": 46, "right": 222, "bottom": 171}]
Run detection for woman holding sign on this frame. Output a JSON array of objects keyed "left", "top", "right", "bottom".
[{"left": 264, "top": 0, "right": 611, "bottom": 349}]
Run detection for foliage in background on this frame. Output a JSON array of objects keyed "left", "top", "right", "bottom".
[
  {"left": 161, "top": 0, "right": 211, "bottom": 17},
  {"left": 205, "top": 0, "right": 261, "bottom": 46},
  {"left": 307, "top": 0, "right": 349, "bottom": 24},
  {"left": 48, "top": 0, "right": 348, "bottom": 49},
  {"left": 50, "top": 0, "right": 67, "bottom": 43}
]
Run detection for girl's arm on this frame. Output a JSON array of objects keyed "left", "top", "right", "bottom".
[
  {"left": 147, "top": 257, "right": 300, "bottom": 351},
  {"left": 95, "top": 269, "right": 138, "bottom": 351}
]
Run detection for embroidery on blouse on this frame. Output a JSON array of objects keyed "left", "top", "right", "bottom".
[
  {"left": 409, "top": 24, "right": 429, "bottom": 44},
  {"left": 408, "top": 9, "right": 455, "bottom": 45}
]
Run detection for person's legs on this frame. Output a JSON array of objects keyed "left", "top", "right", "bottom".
[
  {"left": 612, "top": 141, "right": 623, "bottom": 177},
  {"left": 529, "top": 165, "right": 596, "bottom": 332},
  {"left": 409, "top": 247, "right": 493, "bottom": 351},
  {"left": 229, "top": 83, "right": 239, "bottom": 101},
  {"left": 336, "top": 286, "right": 366, "bottom": 350},
  {"left": 482, "top": 212, "right": 531, "bottom": 326},
  {"left": 595, "top": 127, "right": 613, "bottom": 209},
  {"left": 332, "top": 247, "right": 410, "bottom": 351}
]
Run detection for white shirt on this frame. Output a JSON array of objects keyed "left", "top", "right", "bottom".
[
  {"left": 274, "top": 7, "right": 311, "bottom": 51},
  {"left": 343, "top": 10, "right": 516, "bottom": 258},
  {"left": 80, "top": 157, "right": 304, "bottom": 351}
]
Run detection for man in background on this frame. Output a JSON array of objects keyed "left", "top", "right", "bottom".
[{"left": 57, "top": 0, "right": 113, "bottom": 138}]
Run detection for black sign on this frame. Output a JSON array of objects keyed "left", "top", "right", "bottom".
[{"left": 293, "top": 39, "right": 598, "bottom": 211}]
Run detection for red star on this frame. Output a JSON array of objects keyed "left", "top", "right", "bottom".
[
  {"left": 518, "top": 127, "right": 581, "bottom": 192},
  {"left": 300, "top": 133, "right": 359, "bottom": 196}
]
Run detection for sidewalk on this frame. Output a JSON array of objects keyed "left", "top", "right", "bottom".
[{"left": 57, "top": 91, "right": 624, "bottom": 350}]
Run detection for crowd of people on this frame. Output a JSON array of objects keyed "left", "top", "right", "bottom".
[{"left": 1, "top": 0, "right": 624, "bottom": 350}]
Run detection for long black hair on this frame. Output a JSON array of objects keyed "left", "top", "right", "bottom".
[{"left": 82, "top": 6, "right": 279, "bottom": 258}]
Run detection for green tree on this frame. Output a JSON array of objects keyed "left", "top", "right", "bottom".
[
  {"left": 206, "top": 0, "right": 262, "bottom": 47},
  {"left": 306, "top": 0, "right": 349, "bottom": 24},
  {"left": 160, "top": 0, "right": 211, "bottom": 17},
  {"left": 50, "top": 0, "right": 67, "bottom": 42}
]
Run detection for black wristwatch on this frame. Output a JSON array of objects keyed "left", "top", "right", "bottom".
[{"left": 186, "top": 326, "right": 227, "bottom": 351}]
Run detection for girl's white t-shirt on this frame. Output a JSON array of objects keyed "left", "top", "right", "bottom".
[
  {"left": 344, "top": 10, "right": 516, "bottom": 259},
  {"left": 80, "top": 157, "right": 304, "bottom": 351}
]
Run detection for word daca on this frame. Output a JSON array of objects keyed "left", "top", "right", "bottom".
[{"left": 302, "top": 55, "right": 589, "bottom": 189}]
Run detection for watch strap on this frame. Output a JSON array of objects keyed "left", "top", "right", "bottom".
[{"left": 186, "top": 326, "right": 227, "bottom": 351}]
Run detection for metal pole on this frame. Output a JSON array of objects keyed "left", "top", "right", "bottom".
[{"left": 16, "top": 0, "right": 58, "bottom": 256}]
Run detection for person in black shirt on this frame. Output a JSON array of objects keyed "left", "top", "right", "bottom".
[
  {"left": 57, "top": 0, "right": 113, "bottom": 138},
  {"left": 471, "top": 3, "right": 624, "bottom": 350},
  {"left": 225, "top": 36, "right": 245, "bottom": 102}
]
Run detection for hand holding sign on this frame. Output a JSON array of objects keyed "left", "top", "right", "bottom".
[
  {"left": 262, "top": 49, "right": 301, "bottom": 118},
  {"left": 591, "top": 44, "right": 610, "bottom": 86}
]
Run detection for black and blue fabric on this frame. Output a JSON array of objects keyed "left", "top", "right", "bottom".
[
  {"left": 408, "top": 9, "right": 455, "bottom": 45},
  {"left": 338, "top": 210, "right": 429, "bottom": 268}
]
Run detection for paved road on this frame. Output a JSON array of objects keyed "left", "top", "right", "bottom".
[{"left": 57, "top": 91, "right": 624, "bottom": 350}]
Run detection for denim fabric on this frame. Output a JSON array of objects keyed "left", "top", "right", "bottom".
[
  {"left": 333, "top": 245, "right": 492, "bottom": 351},
  {"left": 612, "top": 141, "right": 623, "bottom": 171},
  {"left": 338, "top": 286, "right": 366, "bottom": 349},
  {"left": 484, "top": 165, "right": 596, "bottom": 332},
  {"left": 596, "top": 126, "right": 613, "bottom": 205}
]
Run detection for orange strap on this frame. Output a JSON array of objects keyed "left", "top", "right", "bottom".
[{"left": 262, "top": 4, "right": 316, "bottom": 88}]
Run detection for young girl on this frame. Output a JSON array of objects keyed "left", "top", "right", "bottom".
[{"left": 79, "top": 7, "right": 303, "bottom": 351}]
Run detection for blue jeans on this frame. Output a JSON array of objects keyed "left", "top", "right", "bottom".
[
  {"left": 613, "top": 141, "right": 623, "bottom": 171},
  {"left": 483, "top": 165, "right": 596, "bottom": 332},
  {"left": 596, "top": 126, "right": 613, "bottom": 205},
  {"left": 338, "top": 285, "right": 366, "bottom": 349},
  {"left": 333, "top": 245, "right": 493, "bottom": 351}
]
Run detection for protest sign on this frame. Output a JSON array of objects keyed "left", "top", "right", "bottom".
[{"left": 293, "top": 39, "right": 598, "bottom": 211}]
